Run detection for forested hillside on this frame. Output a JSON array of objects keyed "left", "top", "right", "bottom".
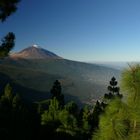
[
  {"left": 0, "top": 56, "right": 120, "bottom": 105},
  {"left": 0, "top": 67, "right": 140, "bottom": 140}
]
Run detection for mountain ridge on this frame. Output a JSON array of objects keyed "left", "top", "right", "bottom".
[
  {"left": 0, "top": 45, "right": 121, "bottom": 105},
  {"left": 10, "top": 45, "right": 62, "bottom": 59}
]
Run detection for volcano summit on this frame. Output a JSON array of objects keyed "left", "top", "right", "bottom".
[{"left": 11, "top": 45, "right": 61, "bottom": 59}]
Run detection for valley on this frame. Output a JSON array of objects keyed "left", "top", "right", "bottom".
[{"left": 0, "top": 46, "right": 121, "bottom": 105}]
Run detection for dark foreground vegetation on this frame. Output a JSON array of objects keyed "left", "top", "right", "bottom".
[
  {"left": 1, "top": 70, "right": 140, "bottom": 140},
  {"left": 0, "top": 77, "right": 122, "bottom": 140}
]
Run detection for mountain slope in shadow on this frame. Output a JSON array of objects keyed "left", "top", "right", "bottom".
[{"left": 0, "top": 46, "right": 121, "bottom": 105}]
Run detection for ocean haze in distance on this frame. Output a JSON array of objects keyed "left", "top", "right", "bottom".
[{"left": 88, "top": 61, "right": 140, "bottom": 70}]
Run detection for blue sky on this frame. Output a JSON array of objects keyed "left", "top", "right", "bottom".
[{"left": 0, "top": 0, "right": 140, "bottom": 62}]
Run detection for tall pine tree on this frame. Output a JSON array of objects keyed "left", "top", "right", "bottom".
[
  {"left": 0, "top": 32, "right": 15, "bottom": 58},
  {"left": 104, "top": 77, "right": 122, "bottom": 100},
  {"left": 92, "top": 98, "right": 129, "bottom": 140},
  {"left": 121, "top": 64, "right": 140, "bottom": 139},
  {"left": 51, "top": 80, "right": 64, "bottom": 107}
]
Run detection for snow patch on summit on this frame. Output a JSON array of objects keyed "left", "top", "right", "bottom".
[
  {"left": 32, "top": 44, "right": 39, "bottom": 48},
  {"left": 10, "top": 45, "right": 62, "bottom": 59}
]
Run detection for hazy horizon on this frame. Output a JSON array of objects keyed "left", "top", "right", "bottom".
[{"left": 11, "top": 46, "right": 140, "bottom": 64}]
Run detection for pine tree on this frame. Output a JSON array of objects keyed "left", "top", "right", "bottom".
[
  {"left": 0, "top": 84, "right": 37, "bottom": 140},
  {"left": 82, "top": 106, "right": 91, "bottom": 131},
  {"left": 0, "top": 32, "right": 15, "bottom": 58},
  {"left": 91, "top": 100, "right": 103, "bottom": 129},
  {"left": 57, "top": 109, "right": 78, "bottom": 137},
  {"left": 0, "top": 83, "right": 13, "bottom": 108},
  {"left": 92, "top": 98, "right": 130, "bottom": 140},
  {"left": 121, "top": 64, "right": 140, "bottom": 139},
  {"left": 4, "top": 83, "right": 13, "bottom": 100},
  {"left": 50, "top": 80, "right": 64, "bottom": 107},
  {"left": 41, "top": 97, "right": 60, "bottom": 125},
  {"left": 0, "top": 0, "right": 20, "bottom": 22},
  {"left": 40, "top": 97, "right": 61, "bottom": 139},
  {"left": 0, "top": 0, "right": 19, "bottom": 57},
  {"left": 65, "top": 101, "right": 78, "bottom": 117},
  {"left": 51, "top": 80, "right": 61, "bottom": 97},
  {"left": 12, "top": 94, "right": 21, "bottom": 109},
  {"left": 104, "top": 77, "right": 122, "bottom": 100},
  {"left": 0, "top": 84, "right": 14, "bottom": 138}
]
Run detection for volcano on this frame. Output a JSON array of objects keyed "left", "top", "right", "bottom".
[{"left": 10, "top": 45, "right": 61, "bottom": 59}]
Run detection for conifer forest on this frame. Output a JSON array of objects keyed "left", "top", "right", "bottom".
[{"left": 1, "top": 0, "right": 140, "bottom": 140}]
